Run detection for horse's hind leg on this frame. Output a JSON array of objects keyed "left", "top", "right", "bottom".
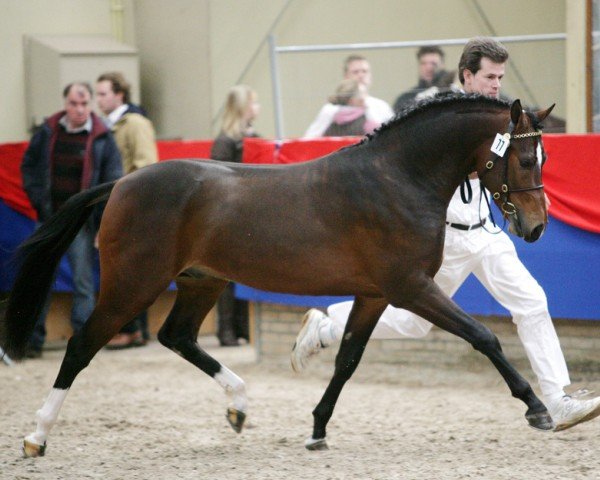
[
  {"left": 157, "top": 270, "right": 248, "bottom": 433},
  {"left": 307, "top": 296, "right": 387, "bottom": 450},
  {"left": 22, "top": 265, "right": 173, "bottom": 458}
]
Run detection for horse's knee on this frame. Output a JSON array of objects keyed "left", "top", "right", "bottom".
[
  {"left": 333, "top": 343, "right": 366, "bottom": 380},
  {"left": 334, "top": 358, "right": 360, "bottom": 381},
  {"left": 470, "top": 325, "right": 501, "bottom": 354}
]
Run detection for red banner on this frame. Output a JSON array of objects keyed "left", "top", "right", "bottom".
[
  {"left": 543, "top": 135, "right": 600, "bottom": 233},
  {"left": 0, "top": 142, "right": 33, "bottom": 218},
  {"left": 156, "top": 140, "right": 213, "bottom": 161},
  {"left": 1, "top": 135, "right": 598, "bottom": 233}
]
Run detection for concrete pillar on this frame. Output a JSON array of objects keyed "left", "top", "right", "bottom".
[{"left": 566, "top": 0, "right": 589, "bottom": 133}]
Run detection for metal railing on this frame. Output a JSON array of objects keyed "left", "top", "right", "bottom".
[{"left": 268, "top": 33, "right": 566, "bottom": 138}]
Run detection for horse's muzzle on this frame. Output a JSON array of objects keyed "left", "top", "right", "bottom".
[{"left": 509, "top": 215, "right": 545, "bottom": 243}]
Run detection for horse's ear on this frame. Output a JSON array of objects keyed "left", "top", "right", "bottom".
[
  {"left": 535, "top": 103, "right": 556, "bottom": 123},
  {"left": 510, "top": 99, "right": 523, "bottom": 125}
]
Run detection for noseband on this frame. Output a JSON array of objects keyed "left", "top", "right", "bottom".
[{"left": 479, "top": 121, "right": 544, "bottom": 216}]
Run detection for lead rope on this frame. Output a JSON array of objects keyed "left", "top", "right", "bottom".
[
  {"left": 460, "top": 176, "right": 473, "bottom": 204},
  {"left": 479, "top": 181, "right": 506, "bottom": 234}
]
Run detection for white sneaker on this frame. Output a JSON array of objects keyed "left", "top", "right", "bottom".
[
  {"left": 549, "top": 394, "right": 600, "bottom": 432},
  {"left": 291, "top": 309, "right": 327, "bottom": 373}
]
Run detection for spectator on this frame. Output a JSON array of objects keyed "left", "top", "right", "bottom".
[
  {"left": 21, "top": 82, "right": 122, "bottom": 358},
  {"left": 210, "top": 85, "right": 260, "bottom": 346},
  {"left": 291, "top": 36, "right": 600, "bottom": 432},
  {"left": 393, "top": 45, "right": 445, "bottom": 113},
  {"left": 304, "top": 55, "right": 393, "bottom": 138},
  {"left": 321, "top": 79, "right": 379, "bottom": 137},
  {"left": 413, "top": 69, "right": 461, "bottom": 103},
  {"left": 95, "top": 71, "right": 158, "bottom": 349}
]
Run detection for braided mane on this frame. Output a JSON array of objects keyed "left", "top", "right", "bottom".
[{"left": 356, "top": 93, "right": 513, "bottom": 147}]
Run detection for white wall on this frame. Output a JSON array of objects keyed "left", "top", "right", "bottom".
[
  {"left": 0, "top": 0, "right": 114, "bottom": 142},
  {"left": 0, "top": 0, "right": 570, "bottom": 142},
  {"left": 133, "top": 0, "right": 211, "bottom": 139}
]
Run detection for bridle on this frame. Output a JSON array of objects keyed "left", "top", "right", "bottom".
[{"left": 478, "top": 120, "right": 544, "bottom": 216}]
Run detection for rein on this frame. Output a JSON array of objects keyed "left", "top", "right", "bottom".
[{"left": 478, "top": 121, "right": 544, "bottom": 216}]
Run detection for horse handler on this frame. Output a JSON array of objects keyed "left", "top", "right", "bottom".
[{"left": 291, "top": 37, "right": 600, "bottom": 432}]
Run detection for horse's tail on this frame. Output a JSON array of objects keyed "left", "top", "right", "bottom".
[{"left": 0, "top": 180, "right": 118, "bottom": 360}]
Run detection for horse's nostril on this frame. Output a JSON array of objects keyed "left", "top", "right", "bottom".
[{"left": 530, "top": 224, "right": 545, "bottom": 242}]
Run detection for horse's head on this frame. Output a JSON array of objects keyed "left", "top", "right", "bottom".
[{"left": 479, "top": 99, "right": 555, "bottom": 243}]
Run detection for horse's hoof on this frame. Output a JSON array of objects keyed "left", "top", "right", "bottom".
[
  {"left": 525, "top": 410, "right": 555, "bottom": 431},
  {"left": 304, "top": 437, "right": 329, "bottom": 451},
  {"left": 23, "top": 439, "right": 46, "bottom": 458},
  {"left": 226, "top": 407, "right": 246, "bottom": 433}
]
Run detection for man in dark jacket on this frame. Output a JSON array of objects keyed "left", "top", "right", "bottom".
[
  {"left": 21, "top": 82, "right": 122, "bottom": 358},
  {"left": 393, "top": 45, "right": 445, "bottom": 113}
]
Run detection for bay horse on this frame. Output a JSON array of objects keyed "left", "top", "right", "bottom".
[{"left": 1, "top": 95, "right": 556, "bottom": 456}]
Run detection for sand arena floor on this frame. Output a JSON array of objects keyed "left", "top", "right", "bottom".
[{"left": 1, "top": 336, "right": 599, "bottom": 480}]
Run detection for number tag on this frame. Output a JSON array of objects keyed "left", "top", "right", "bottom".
[{"left": 490, "top": 133, "right": 510, "bottom": 157}]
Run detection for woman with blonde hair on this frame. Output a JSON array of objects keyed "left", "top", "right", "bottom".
[
  {"left": 211, "top": 85, "right": 260, "bottom": 164},
  {"left": 210, "top": 85, "right": 260, "bottom": 346}
]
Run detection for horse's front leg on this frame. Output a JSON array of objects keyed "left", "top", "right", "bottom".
[
  {"left": 398, "top": 279, "right": 554, "bottom": 431},
  {"left": 307, "top": 296, "right": 387, "bottom": 451}
]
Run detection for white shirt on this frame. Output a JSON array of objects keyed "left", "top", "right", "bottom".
[
  {"left": 105, "top": 104, "right": 129, "bottom": 128},
  {"left": 59, "top": 115, "right": 92, "bottom": 133},
  {"left": 304, "top": 95, "right": 394, "bottom": 138},
  {"left": 364, "top": 96, "right": 394, "bottom": 124},
  {"left": 446, "top": 178, "right": 491, "bottom": 226}
]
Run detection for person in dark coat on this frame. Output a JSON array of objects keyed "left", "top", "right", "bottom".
[
  {"left": 393, "top": 45, "right": 445, "bottom": 113},
  {"left": 21, "top": 82, "right": 123, "bottom": 357}
]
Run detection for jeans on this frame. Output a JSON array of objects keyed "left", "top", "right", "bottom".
[
  {"left": 29, "top": 224, "right": 96, "bottom": 349},
  {"left": 217, "top": 283, "right": 249, "bottom": 342}
]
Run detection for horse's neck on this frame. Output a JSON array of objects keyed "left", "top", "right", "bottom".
[{"left": 385, "top": 108, "right": 509, "bottom": 202}]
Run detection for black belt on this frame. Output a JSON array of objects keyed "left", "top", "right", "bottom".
[{"left": 446, "top": 218, "right": 487, "bottom": 231}]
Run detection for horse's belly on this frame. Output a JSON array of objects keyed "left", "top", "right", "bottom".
[{"left": 193, "top": 246, "right": 379, "bottom": 297}]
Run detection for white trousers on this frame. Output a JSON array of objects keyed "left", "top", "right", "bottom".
[{"left": 327, "top": 227, "right": 570, "bottom": 398}]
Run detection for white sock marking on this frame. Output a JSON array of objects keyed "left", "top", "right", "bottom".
[
  {"left": 25, "top": 388, "right": 69, "bottom": 446},
  {"left": 214, "top": 367, "right": 247, "bottom": 412}
]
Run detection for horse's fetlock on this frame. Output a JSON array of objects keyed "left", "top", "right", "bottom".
[
  {"left": 222, "top": 377, "right": 245, "bottom": 396},
  {"left": 231, "top": 379, "right": 246, "bottom": 394},
  {"left": 35, "top": 409, "right": 54, "bottom": 429},
  {"left": 512, "top": 383, "right": 535, "bottom": 402}
]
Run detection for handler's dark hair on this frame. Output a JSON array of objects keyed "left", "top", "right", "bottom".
[{"left": 458, "top": 37, "right": 509, "bottom": 84}]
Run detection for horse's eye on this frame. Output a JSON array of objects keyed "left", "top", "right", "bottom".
[{"left": 519, "top": 158, "right": 535, "bottom": 169}]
